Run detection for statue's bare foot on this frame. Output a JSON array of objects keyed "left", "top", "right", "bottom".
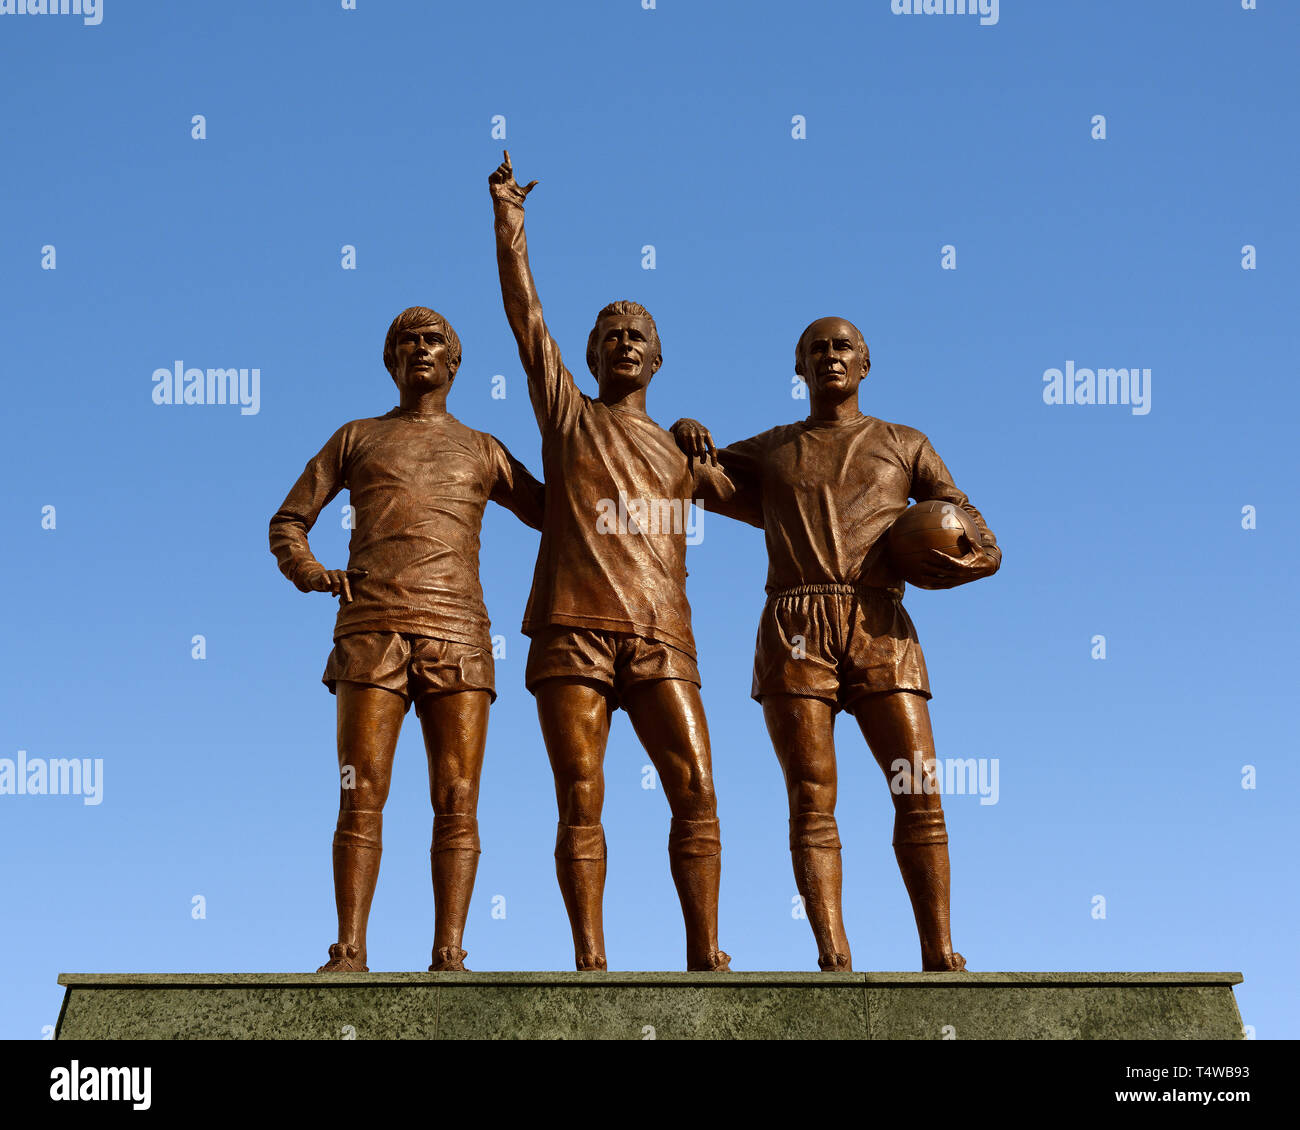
[
  {"left": 575, "top": 953, "right": 608, "bottom": 972},
  {"left": 923, "top": 951, "right": 966, "bottom": 972},
  {"left": 317, "top": 942, "right": 368, "bottom": 972},
  {"left": 689, "top": 949, "right": 732, "bottom": 972},
  {"left": 818, "top": 952, "right": 852, "bottom": 972},
  {"left": 428, "top": 946, "right": 469, "bottom": 972}
]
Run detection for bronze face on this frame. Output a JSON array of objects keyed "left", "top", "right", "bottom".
[
  {"left": 796, "top": 316, "right": 870, "bottom": 402},
  {"left": 590, "top": 314, "right": 661, "bottom": 395},
  {"left": 392, "top": 322, "right": 457, "bottom": 395}
]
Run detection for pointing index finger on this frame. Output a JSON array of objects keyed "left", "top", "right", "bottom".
[{"left": 503, "top": 149, "right": 512, "bottom": 171}]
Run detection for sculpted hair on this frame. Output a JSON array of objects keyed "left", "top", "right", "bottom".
[
  {"left": 795, "top": 318, "right": 870, "bottom": 376},
  {"left": 586, "top": 300, "right": 661, "bottom": 378},
  {"left": 383, "top": 307, "right": 462, "bottom": 381}
]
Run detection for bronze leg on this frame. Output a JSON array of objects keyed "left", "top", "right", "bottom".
[
  {"left": 762, "top": 693, "right": 852, "bottom": 971},
  {"left": 852, "top": 690, "right": 965, "bottom": 972},
  {"left": 624, "top": 679, "right": 729, "bottom": 971},
  {"left": 416, "top": 689, "right": 491, "bottom": 971},
  {"left": 324, "top": 682, "right": 406, "bottom": 970},
  {"left": 535, "top": 678, "right": 613, "bottom": 970}
]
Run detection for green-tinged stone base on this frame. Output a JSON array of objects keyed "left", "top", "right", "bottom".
[{"left": 54, "top": 971, "right": 1245, "bottom": 1041}]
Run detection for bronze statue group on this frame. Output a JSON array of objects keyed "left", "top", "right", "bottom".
[{"left": 270, "top": 154, "right": 1001, "bottom": 975}]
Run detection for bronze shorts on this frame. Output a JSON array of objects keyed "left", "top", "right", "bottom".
[
  {"left": 323, "top": 631, "right": 496, "bottom": 707},
  {"left": 752, "top": 585, "right": 930, "bottom": 711},
  {"left": 525, "top": 625, "right": 700, "bottom": 703}
]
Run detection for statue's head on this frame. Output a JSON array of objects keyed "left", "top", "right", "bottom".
[
  {"left": 383, "top": 307, "right": 462, "bottom": 395},
  {"left": 586, "top": 300, "right": 662, "bottom": 393},
  {"left": 795, "top": 316, "right": 870, "bottom": 399}
]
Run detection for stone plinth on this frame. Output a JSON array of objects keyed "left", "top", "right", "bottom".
[{"left": 54, "top": 971, "right": 1245, "bottom": 1040}]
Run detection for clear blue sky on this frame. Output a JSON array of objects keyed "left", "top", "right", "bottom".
[{"left": 2, "top": 0, "right": 1295, "bottom": 1039}]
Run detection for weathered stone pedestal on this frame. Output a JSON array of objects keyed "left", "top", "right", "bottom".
[{"left": 55, "top": 971, "right": 1244, "bottom": 1040}]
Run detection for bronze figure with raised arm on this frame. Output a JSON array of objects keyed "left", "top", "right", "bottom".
[{"left": 489, "top": 150, "right": 741, "bottom": 972}]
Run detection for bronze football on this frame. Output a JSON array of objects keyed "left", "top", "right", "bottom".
[{"left": 887, "top": 500, "right": 981, "bottom": 584}]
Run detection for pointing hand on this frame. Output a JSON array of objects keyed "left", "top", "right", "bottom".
[{"left": 489, "top": 149, "right": 539, "bottom": 204}]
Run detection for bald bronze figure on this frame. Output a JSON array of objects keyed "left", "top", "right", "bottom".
[
  {"left": 490, "top": 151, "right": 740, "bottom": 972},
  {"left": 270, "top": 307, "right": 543, "bottom": 973},
  {"left": 673, "top": 316, "right": 1001, "bottom": 972}
]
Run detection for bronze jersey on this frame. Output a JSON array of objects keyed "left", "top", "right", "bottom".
[
  {"left": 525, "top": 381, "right": 703, "bottom": 657},
  {"left": 718, "top": 413, "right": 998, "bottom": 598},
  {"left": 269, "top": 408, "right": 543, "bottom": 647}
]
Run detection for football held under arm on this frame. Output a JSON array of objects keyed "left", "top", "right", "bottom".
[{"left": 911, "top": 436, "right": 1001, "bottom": 562}]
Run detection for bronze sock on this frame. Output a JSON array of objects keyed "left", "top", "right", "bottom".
[
  {"left": 555, "top": 822, "right": 607, "bottom": 970},
  {"left": 431, "top": 813, "right": 481, "bottom": 958},
  {"left": 332, "top": 807, "right": 383, "bottom": 958},
  {"left": 789, "top": 811, "right": 851, "bottom": 970},
  {"left": 892, "top": 808, "right": 962, "bottom": 970},
  {"left": 668, "top": 817, "right": 728, "bottom": 970}
]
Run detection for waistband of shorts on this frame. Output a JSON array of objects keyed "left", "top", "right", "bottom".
[{"left": 766, "top": 583, "right": 901, "bottom": 601}]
